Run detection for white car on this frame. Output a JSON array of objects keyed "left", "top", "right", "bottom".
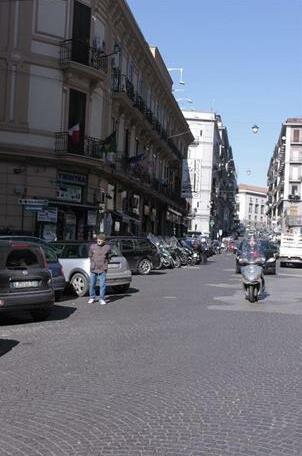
[{"left": 50, "top": 241, "right": 132, "bottom": 297}]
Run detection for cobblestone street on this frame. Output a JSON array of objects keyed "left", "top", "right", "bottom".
[{"left": 1, "top": 255, "right": 302, "bottom": 455}]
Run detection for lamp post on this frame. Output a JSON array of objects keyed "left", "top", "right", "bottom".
[{"left": 176, "top": 98, "right": 193, "bottom": 104}]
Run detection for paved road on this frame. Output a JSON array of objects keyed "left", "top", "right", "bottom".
[{"left": 1, "top": 255, "right": 302, "bottom": 455}]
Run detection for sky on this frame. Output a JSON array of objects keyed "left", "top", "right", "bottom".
[{"left": 127, "top": 0, "right": 302, "bottom": 186}]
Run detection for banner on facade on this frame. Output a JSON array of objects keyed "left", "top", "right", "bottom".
[{"left": 181, "top": 159, "right": 202, "bottom": 198}]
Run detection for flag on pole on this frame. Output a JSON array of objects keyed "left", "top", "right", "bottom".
[
  {"left": 101, "top": 131, "right": 117, "bottom": 153},
  {"left": 68, "top": 123, "right": 80, "bottom": 145}
]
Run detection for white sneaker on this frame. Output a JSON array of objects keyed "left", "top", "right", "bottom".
[
  {"left": 99, "top": 299, "right": 107, "bottom": 305},
  {"left": 88, "top": 298, "right": 95, "bottom": 304}
]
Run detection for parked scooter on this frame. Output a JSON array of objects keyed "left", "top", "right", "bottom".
[{"left": 239, "top": 244, "right": 266, "bottom": 303}]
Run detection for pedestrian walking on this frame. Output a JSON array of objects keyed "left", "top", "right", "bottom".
[{"left": 88, "top": 233, "right": 111, "bottom": 305}]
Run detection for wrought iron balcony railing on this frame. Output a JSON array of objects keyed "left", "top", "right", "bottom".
[
  {"left": 60, "top": 39, "right": 108, "bottom": 73},
  {"left": 55, "top": 132, "right": 107, "bottom": 159},
  {"left": 112, "top": 71, "right": 183, "bottom": 160}
]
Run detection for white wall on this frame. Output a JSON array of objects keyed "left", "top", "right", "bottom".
[
  {"left": 90, "top": 89, "right": 104, "bottom": 138},
  {"left": 28, "top": 65, "right": 63, "bottom": 132}
]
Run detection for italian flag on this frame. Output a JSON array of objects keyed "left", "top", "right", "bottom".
[{"left": 68, "top": 123, "right": 80, "bottom": 144}]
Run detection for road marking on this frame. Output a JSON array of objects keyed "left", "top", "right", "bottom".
[
  {"left": 206, "top": 283, "right": 239, "bottom": 288},
  {"left": 163, "top": 296, "right": 176, "bottom": 299},
  {"left": 278, "top": 273, "right": 302, "bottom": 278}
]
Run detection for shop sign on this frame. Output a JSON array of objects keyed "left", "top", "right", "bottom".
[
  {"left": 43, "top": 224, "right": 57, "bottom": 242},
  {"left": 19, "top": 199, "right": 48, "bottom": 212},
  {"left": 37, "top": 208, "right": 58, "bottom": 223},
  {"left": 57, "top": 184, "right": 82, "bottom": 203},
  {"left": 87, "top": 210, "right": 97, "bottom": 226},
  {"left": 57, "top": 172, "right": 87, "bottom": 186},
  {"left": 19, "top": 198, "right": 48, "bottom": 206}
]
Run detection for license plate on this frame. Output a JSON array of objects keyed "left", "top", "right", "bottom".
[{"left": 11, "top": 281, "right": 39, "bottom": 288}]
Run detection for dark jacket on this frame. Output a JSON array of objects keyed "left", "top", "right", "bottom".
[{"left": 89, "top": 243, "right": 111, "bottom": 273}]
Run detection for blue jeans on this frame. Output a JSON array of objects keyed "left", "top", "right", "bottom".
[{"left": 89, "top": 272, "right": 106, "bottom": 300}]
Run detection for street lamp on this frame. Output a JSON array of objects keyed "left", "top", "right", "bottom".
[
  {"left": 168, "top": 67, "right": 185, "bottom": 85},
  {"left": 252, "top": 124, "right": 259, "bottom": 134},
  {"left": 176, "top": 98, "right": 193, "bottom": 104}
]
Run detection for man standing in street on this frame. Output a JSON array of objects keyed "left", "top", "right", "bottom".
[{"left": 88, "top": 233, "right": 111, "bottom": 305}]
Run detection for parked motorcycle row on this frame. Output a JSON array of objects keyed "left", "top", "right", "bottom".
[{"left": 147, "top": 234, "right": 219, "bottom": 270}]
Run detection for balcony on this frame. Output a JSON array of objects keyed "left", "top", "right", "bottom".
[
  {"left": 288, "top": 194, "right": 301, "bottom": 202},
  {"left": 60, "top": 39, "right": 108, "bottom": 83},
  {"left": 112, "top": 71, "right": 182, "bottom": 160},
  {"left": 55, "top": 132, "right": 107, "bottom": 160}
]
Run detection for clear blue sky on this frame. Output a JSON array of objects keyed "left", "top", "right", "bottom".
[{"left": 127, "top": 0, "right": 302, "bottom": 186}]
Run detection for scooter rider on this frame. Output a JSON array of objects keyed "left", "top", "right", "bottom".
[{"left": 243, "top": 238, "right": 265, "bottom": 291}]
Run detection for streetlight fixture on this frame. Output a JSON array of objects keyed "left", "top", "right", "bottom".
[
  {"left": 168, "top": 67, "right": 185, "bottom": 85},
  {"left": 176, "top": 98, "right": 193, "bottom": 104},
  {"left": 251, "top": 124, "right": 259, "bottom": 134}
]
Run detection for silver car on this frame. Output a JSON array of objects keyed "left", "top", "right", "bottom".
[{"left": 50, "top": 241, "right": 132, "bottom": 297}]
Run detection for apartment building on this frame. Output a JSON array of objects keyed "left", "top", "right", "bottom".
[
  {"left": 267, "top": 118, "right": 302, "bottom": 233},
  {"left": 181, "top": 111, "right": 237, "bottom": 237},
  {"left": 0, "top": 0, "right": 193, "bottom": 240},
  {"left": 237, "top": 184, "right": 267, "bottom": 228}
]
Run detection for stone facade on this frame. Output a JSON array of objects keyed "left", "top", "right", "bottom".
[
  {"left": 267, "top": 118, "right": 302, "bottom": 233},
  {"left": 181, "top": 111, "right": 237, "bottom": 238},
  {"left": 237, "top": 184, "right": 267, "bottom": 229},
  {"left": 0, "top": 0, "right": 193, "bottom": 240}
]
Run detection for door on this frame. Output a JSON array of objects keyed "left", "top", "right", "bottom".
[{"left": 72, "top": 1, "right": 91, "bottom": 65}]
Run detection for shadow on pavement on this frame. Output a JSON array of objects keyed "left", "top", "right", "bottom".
[
  {"left": 0, "top": 304, "right": 76, "bottom": 326},
  {"left": 108, "top": 287, "right": 139, "bottom": 296},
  {"left": 0, "top": 339, "right": 19, "bottom": 357}
]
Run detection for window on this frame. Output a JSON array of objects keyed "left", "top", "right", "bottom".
[
  {"left": 61, "top": 244, "right": 80, "bottom": 258},
  {"left": 194, "top": 224, "right": 198, "bottom": 231},
  {"left": 197, "top": 202, "right": 200, "bottom": 208},
  {"left": 293, "top": 129, "right": 300, "bottom": 143},
  {"left": 249, "top": 203, "right": 253, "bottom": 214},
  {"left": 120, "top": 240, "right": 134, "bottom": 252},
  {"left": 6, "top": 248, "right": 42, "bottom": 269},
  {"left": 261, "top": 205, "right": 264, "bottom": 215},
  {"left": 43, "top": 246, "right": 58, "bottom": 263},
  {"left": 255, "top": 204, "right": 259, "bottom": 214},
  {"left": 136, "top": 240, "right": 152, "bottom": 250}
]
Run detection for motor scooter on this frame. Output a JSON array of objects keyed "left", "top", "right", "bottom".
[{"left": 239, "top": 252, "right": 266, "bottom": 303}]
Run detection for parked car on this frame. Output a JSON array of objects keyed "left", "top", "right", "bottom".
[
  {"left": 0, "top": 236, "right": 66, "bottom": 300},
  {"left": 109, "top": 237, "right": 161, "bottom": 275},
  {"left": 50, "top": 241, "right": 132, "bottom": 297},
  {"left": 0, "top": 240, "right": 54, "bottom": 321}
]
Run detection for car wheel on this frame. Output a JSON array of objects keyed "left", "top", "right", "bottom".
[
  {"left": 112, "top": 284, "right": 130, "bottom": 293},
  {"left": 137, "top": 258, "right": 152, "bottom": 275},
  {"left": 70, "top": 272, "right": 89, "bottom": 297},
  {"left": 30, "top": 308, "right": 51, "bottom": 322}
]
